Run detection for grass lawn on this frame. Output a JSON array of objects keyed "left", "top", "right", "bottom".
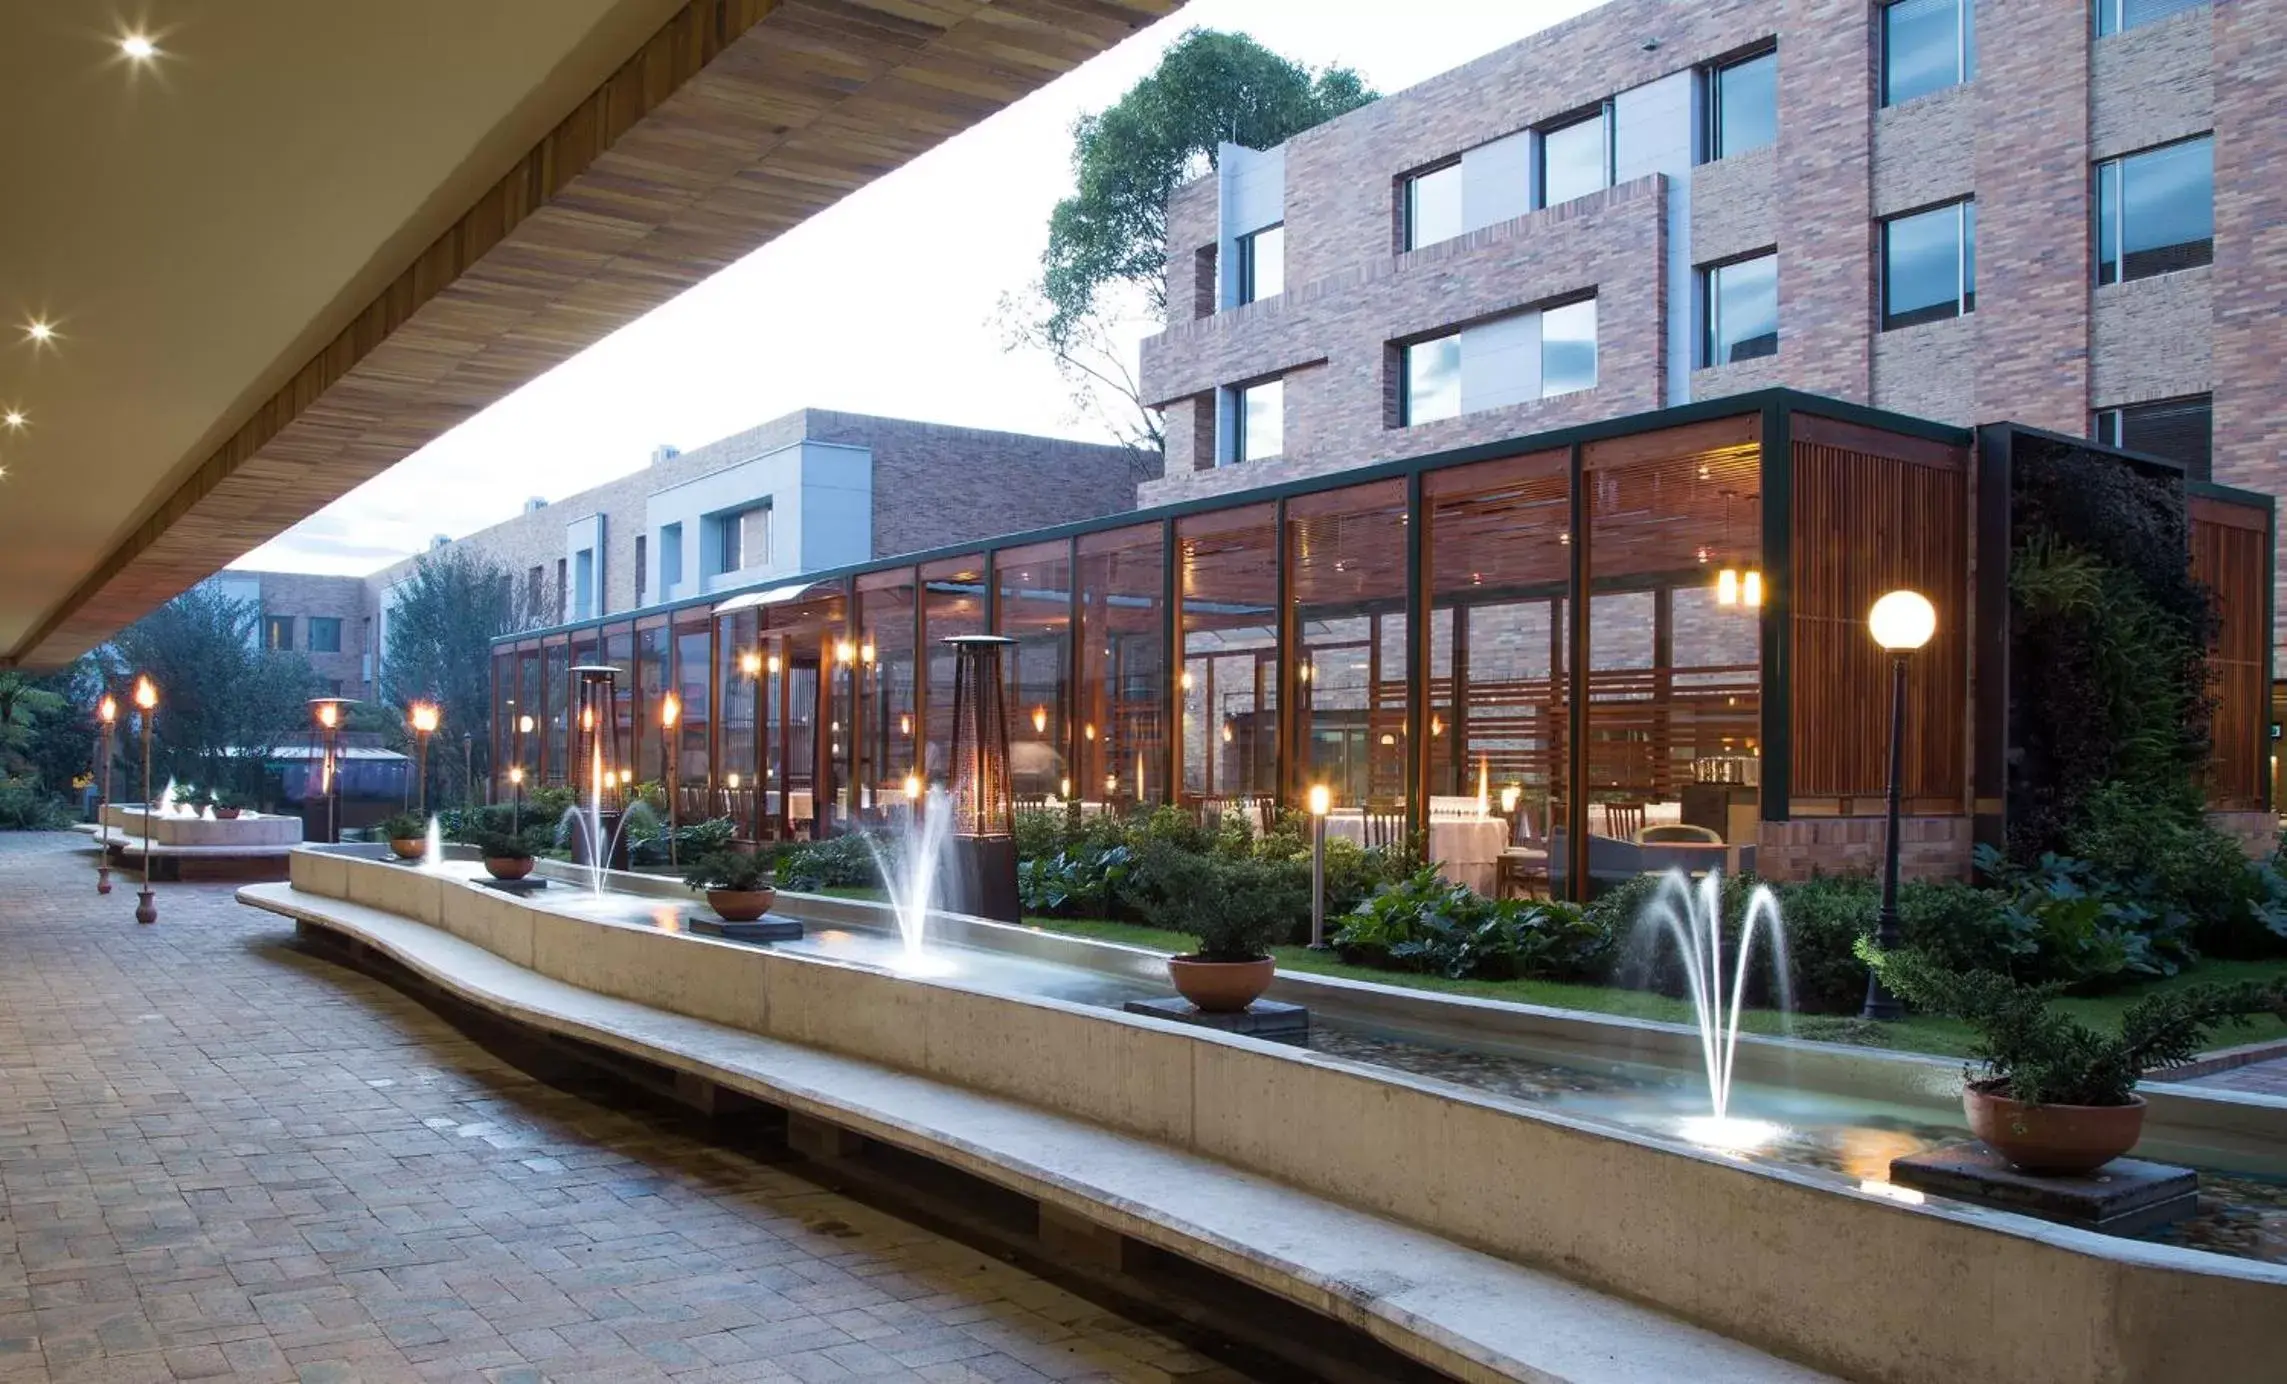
[{"left": 816, "top": 887, "right": 2287, "bottom": 1062}]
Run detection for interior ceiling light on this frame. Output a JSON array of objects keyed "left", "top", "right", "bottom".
[
  {"left": 3, "top": 410, "right": 24, "bottom": 430},
  {"left": 23, "top": 321, "right": 53, "bottom": 345},
  {"left": 120, "top": 34, "right": 157, "bottom": 61}
]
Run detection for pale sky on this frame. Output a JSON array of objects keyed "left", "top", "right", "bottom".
[{"left": 236, "top": 0, "right": 1607, "bottom": 576}]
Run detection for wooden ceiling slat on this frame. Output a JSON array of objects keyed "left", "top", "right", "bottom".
[{"left": 13, "top": 0, "right": 1176, "bottom": 666}]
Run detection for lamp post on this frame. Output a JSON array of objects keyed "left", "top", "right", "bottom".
[
  {"left": 739, "top": 650, "right": 764, "bottom": 842},
  {"left": 508, "top": 765, "right": 525, "bottom": 839},
  {"left": 1862, "top": 589, "right": 1937, "bottom": 1022},
  {"left": 409, "top": 703, "right": 439, "bottom": 817},
  {"left": 1307, "top": 783, "right": 1332, "bottom": 949},
  {"left": 310, "top": 698, "right": 351, "bottom": 844},
  {"left": 132, "top": 676, "right": 158, "bottom": 924},
  {"left": 95, "top": 693, "right": 117, "bottom": 894},
  {"left": 660, "top": 691, "right": 682, "bottom": 866}
]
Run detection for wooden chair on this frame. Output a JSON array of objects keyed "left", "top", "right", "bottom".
[
  {"left": 1362, "top": 810, "right": 1407, "bottom": 852},
  {"left": 1601, "top": 800, "right": 1647, "bottom": 840}
]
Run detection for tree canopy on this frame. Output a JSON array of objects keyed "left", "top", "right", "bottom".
[
  {"left": 382, "top": 547, "right": 516, "bottom": 805},
  {"left": 108, "top": 585, "right": 320, "bottom": 796},
  {"left": 1010, "top": 29, "right": 1376, "bottom": 449}
]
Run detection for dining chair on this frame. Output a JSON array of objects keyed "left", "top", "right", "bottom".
[{"left": 1602, "top": 800, "right": 1647, "bottom": 840}]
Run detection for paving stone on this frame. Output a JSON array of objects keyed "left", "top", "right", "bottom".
[{"left": 0, "top": 834, "right": 1232, "bottom": 1384}]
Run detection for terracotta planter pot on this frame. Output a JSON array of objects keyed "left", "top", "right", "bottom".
[
  {"left": 213, "top": 807, "right": 242, "bottom": 820},
  {"left": 1964, "top": 1079, "right": 2146, "bottom": 1174},
  {"left": 388, "top": 838, "right": 425, "bottom": 860},
  {"left": 707, "top": 887, "right": 776, "bottom": 923},
  {"left": 484, "top": 856, "right": 535, "bottom": 881},
  {"left": 1167, "top": 955, "right": 1275, "bottom": 1013}
]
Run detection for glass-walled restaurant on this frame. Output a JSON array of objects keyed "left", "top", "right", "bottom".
[{"left": 491, "top": 391, "right": 2272, "bottom": 898}]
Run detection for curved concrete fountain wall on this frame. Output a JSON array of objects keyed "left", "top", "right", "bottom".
[
  {"left": 104, "top": 803, "right": 301, "bottom": 848},
  {"left": 284, "top": 847, "right": 2287, "bottom": 1384}
]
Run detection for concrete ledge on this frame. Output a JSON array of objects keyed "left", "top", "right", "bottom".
[
  {"left": 238, "top": 882, "right": 1824, "bottom": 1384},
  {"left": 262, "top": 849, "right": 2287, "bottom": 1384},
  {"left": 89, "top": 826, "right": 296, "bottom": 858}
]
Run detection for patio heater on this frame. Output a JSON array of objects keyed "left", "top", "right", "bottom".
[
  {"left": 94, "top": 692, "right": 117, "bottom": 894},
  {"left": 569, "top": 665, "right": 630, "bottom": 871},
  {"left": 1307, "top": 784, "right": 1331, "bottom": 949},
  {"left": 308, "top": 697, "right": 354, "bottom": 844},
  {"left": 408, "top": 702, "right": 440, "bottom": 816},
  {"left": 132, "top": 675, "right": 159, "bottom": 925},
  {"left": 943, "top": 634, "right": 1020, "bottom": 922},
  {"left": 1862, "top": 590, "right": 1937, "bottom": 1022}
]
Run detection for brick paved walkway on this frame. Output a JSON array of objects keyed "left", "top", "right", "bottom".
[
  {"left": 0, "top": 833, "right": 1237, "bottom": 1384},
  {"left": 2183, "top": 1053, "right": 2287, "bottom": 1098}
]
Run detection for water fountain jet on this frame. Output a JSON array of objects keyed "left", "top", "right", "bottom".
[{"left": 1633, "top": 869, "right": 1791, "bottom": 1151}]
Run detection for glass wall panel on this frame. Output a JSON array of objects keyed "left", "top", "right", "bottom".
[
  {"left": 996, "top": 541, "right": 1074, "bottom": 802},
  {"left": 1179, "top": 504, "right": 1279, "bottom": 807},
  {"left": 513, "top": 648, "right": 542, "bottom": 782},
  {"left": 762, "top": 586, "right": 846, "bottom": 836},
  {"left": 1426, "top": 450, "right": 1571, "bottom": 892},
  {"left": 603, "top": 623, "right": 635, "bottom": 792},
  {"left": 1582, "top": 419, "right": 1762, "bottom": 897},
  {"left": 919, "top": 556, "right": 986, "bottom": 789},
  {"left": 1288, "top": 480, "right": 1408, "bottom": 811},
  {"left": 635, "top": 621, "right": 669, "bottom": 786},
  {"left": 1077, "top": 524, "right": 1168, "bottom": 809},
  {"left": 674, "top": 619, "right": 711, "bottom": 815},
  {"left": 1540, "top": 111, "right": 1608, "bottom": 207},
  {"left": 857, "top": 568, "right": 919, "bottom": 805},
  {"left": 716, "top": 610, "right": 760, "bottom": 837},
  {"left": 542, "top": 639, "right": 569, "bottom": 786}
]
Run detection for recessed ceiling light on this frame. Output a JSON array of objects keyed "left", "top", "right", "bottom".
[
  {"left": 121, "top": 34, "right": 157, "bottom": 61},
  {"left": 24, "top": 321, "right": 53, "bottom": 344},
  {"left": 3, "top": 411, "right": 25, "bottom": 429}
]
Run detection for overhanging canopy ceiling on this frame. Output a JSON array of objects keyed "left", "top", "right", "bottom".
[{"left": 0, "top": 0, "right": 1176, "bottom": 668}]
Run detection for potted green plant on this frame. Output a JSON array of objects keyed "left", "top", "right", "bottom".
[
  {"left": 684, "top": 850, "right": 775, "bottom": 922},
  {"left": 1143, "top": 846, "right": 1293, "bottom": 1013},
  {"left": 211, "top": 788, "right": 245, "bottom": 821},
  {"left": 375, "top": 811, "right": 427, "bottom": 861},
  {"left": 1863, "top": 943, "right": 2287, "bottom": 1173},
  {"left": 472, "top": 830, "right": 535, "bottom": 881},
  {"left": 179, "top": 785, "right": 213, "bottom": 817}
]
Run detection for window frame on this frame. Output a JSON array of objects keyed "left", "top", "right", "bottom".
[
  {"left": 2095, "top": 0, "right": 2205, "bottom": 38},
  {"left": 263, "top": 614, "right": 294, "bottom": 652},
  {"left": 1535, "top": 103, "right": 1613, "bottom": 210},
  {"left": 1703, "top": 44, "right": 1779, "bottom": 164},
  {"left": 1538, "top": 295, "right": 1601, "bottom": 399},
  {"left": 308, "top": 616, "right": 344, "bottom": 655},
  {"left": 1236, "top": 223, "right": 1285, "bottom": 304},
  {"left": 1398, "top": 331, "right": 1463, "bottom": 427},
  {"left": 1229, "top": 376, "right": 1285, "bottom": 465},
  {"left": 1880, "top": 197, "right": 1977, "bottom": 331},
  {"left": 1401, "top": 160, "right": 1463, "bottom": 252},
  {"left": 1699, "top": 250, "right": 1780, "bottom": 367},
  {"left": 715, "top": 511, "right": 744, "bottom": 576},
  {"left": 2095, "top": 393, "right": 2214, "bottom": 479},
  {"left": 2095, "top": 133, "right": 2215, "bottom": 286},
  {"left": 1880, "top": 0, "right": 1974, "bottom": 109}
]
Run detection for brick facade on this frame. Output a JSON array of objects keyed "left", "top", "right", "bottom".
[
  {"left": 1139, "top": 1, "right": 2283, "bottom": 632},
  {"left": 1755, "top": 814, "right": 1973, "bottom": 884}
]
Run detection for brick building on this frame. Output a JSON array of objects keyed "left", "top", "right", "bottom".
[
  {"left": 226, "top": 411, "right": 1155, "bottom": 702},
  {"left": 1137, "top": 0, "right": 2270, "bottom": 604}
]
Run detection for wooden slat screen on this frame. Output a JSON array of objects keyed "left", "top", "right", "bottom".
[
  {"left": 1790, "top": 438, "right": 1970, "bottom": 805},
  {"left": 2190, "top": 497, "right": 2269, "bottom": 811}
]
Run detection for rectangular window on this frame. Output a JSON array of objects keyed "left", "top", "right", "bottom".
[
  {"left": 1705, "top": 48, "right": 1778, "bottom": 162},
  {"left": 2097, "top": 136, "right": 2213, "bottom": 285},
  {"left": 660, "top": 524, "right": 684, "bottom": 590},
  {"left": 1401, "top": 334, "right": 1461, "bottom": 426},
  {"left": 744, "top": 503, "right": 772, "bottom": 570},
  {"left": 634, "top": 535, "right": 647, "bottom": 603},
  {"left": 2096, "top": 0, "right": 2205, "bottom": 37},
  {"left": 573, "top": 549, "right": 594, "bottom": 621},
  {"left": 1702, "top": 252, "right": 1779, "bottom": 365},
  {"left": 1540, "top": 298, "right": 1599, "bottom": 397},
  {"left": 715, "top": 512, "right": 743, "bottom": 574},
  {"left": 1230, "top": 378, "right": 1284, "bottom": 463},
  {"left": 1882, "top": 0, "right": 1974, "bottom": 108},
  {"left": 1539, "top": 108, "right": 1609, "bottom": 208},
  {"left": 1237, "top": 224, "right": 1284, "bottom": 303},
  {"left": 263, "top": 615, "right": 293, "bottom": 651},
  {"left": 1882, "top": 199, "right": 1976, "bottom": 329},
  {"left": 1403, "top": 163, "right": 1463, "bottom": 251},
  {"left": 308, "top": 616, "right": 343, "bottom": 654},
  {"left": 527, "top": 565, "right": 544, "bottom": 617},
  {"left": 2096, "top": 395, "right": 2213, "bottom": 479},
  {"left": 555, "top": 558, "right": 567, "bottom": 622}
]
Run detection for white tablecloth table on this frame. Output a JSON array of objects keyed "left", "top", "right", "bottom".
[{"left": 1323, "top": 812, "right": 1509, "bottom": 895}]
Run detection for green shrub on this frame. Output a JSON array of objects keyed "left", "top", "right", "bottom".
[
  {"left": 1336, "top": 867, "right": 1610, "bottom": 982},
  {"left": 374, "top": 811, "right": 426, "bottom": 843},
  {"left": 629, "top": 815, "right": 737, "bottom": 866},
  {"left": 775, "top": 832, "right": 886, "bottom": 891},
  {"left": 0, "top": 776, "right": 71, "bottom": 831},
  {"left": 468, "top": 829, "right": 534, "bottom": 861},
  {"left": 1017, "top": 845, "right": 1133, "bottom": 917},
  {"left": 683, "top": 850, "right": 770, "bottom": 893},
  {"left": 1136, "top": 842, "right": 1296, "bottom": 961}
]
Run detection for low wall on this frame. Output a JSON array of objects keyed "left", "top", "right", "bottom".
[
  {"left": 103, "top": 803, "right": 300, "bottom": 848},
  {"left": 284, "top": 847, "right": 2287, "bottom": 1384},
  {"left": 1755, "top": 814, "right": 1971, "bottom": 883}
]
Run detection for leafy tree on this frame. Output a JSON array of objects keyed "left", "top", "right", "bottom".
[
  {"left": 107, "top": 585, "right": 320, "bottom": 798},
  {"left": 382, "top": 547, "right": 515, "bottom": 805},
  {"left": 1005, "top": 29, "right": 1376, "bottom": 448},
  {"left": 0, "top": 669, "right": 68, "bottom": 777}
]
